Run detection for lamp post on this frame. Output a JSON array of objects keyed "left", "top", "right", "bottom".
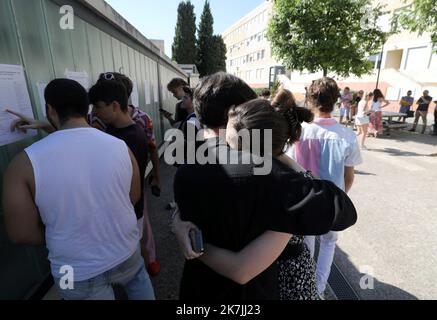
[{"left": 375, "top": 43, "right": 384, "bottom": 90}]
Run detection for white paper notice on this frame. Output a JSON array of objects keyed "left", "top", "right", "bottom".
[
  {"left": 65, "top": 70, "right": 90, "bottom": 90},
  {"left": 145, "top": 81, "right": 151, "bottom": 105},
  {"left": 153, "top": 84, "right": 159, "bottom": 103},
  {"left": 36, "top": 82, "right": 47, "bottom": 117},
  {"left": 0, "top": 64, "right": 37, "bottom": 146},
  {"left": 131, "top": 81, "right": 139, "bottom": 107}
]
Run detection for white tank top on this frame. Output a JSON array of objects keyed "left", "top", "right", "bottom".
[
  {"left": 25, "top": 128, "right": 140, "bottom": 281},
  {"left": 372, "top": 100, "right": 382, "bottom": 112}
]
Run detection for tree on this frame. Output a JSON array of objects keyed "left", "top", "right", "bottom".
[
  {"left": 210, "top": 35, "right": 227, "bottom": 73},
  {"left": 394, "top": 0, "right": 437, "bottom": 50},
  {"left": 172, "top": 1, "right": 197, "bottom": 64},
  {"left": 197, "top": 1, "right": 215, "bottom": 76},
  {"left": 267, "top": 0, "right": 389, "bottom": 77}
]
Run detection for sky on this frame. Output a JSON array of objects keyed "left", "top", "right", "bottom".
[{"left": 105, "top": 0, "right": 265, "bottom": 57}]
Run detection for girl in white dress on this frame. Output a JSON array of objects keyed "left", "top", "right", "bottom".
[{"left": 355, "top": 92, "right": 373, "bottom": 149}]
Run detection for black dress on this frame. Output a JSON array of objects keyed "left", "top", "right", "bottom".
[{"left": 174, "top": 138, "right": 357, "bottom": 300}]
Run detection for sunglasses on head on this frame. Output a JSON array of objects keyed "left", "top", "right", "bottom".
[{"left": 101, "top": 72, "right": 116, "bottom": 81}]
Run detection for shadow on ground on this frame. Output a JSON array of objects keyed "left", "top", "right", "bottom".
[
  {"left": 147, "top": 161, "right": 184, "bottom": 300},
  {"left": 334, "top": 246, "right": 418, "bottom": 300}
]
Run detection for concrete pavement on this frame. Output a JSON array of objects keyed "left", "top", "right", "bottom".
[{"left": 335, "top": 129, "right": 436, "bottom": 300}]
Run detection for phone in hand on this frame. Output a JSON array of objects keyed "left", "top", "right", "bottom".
[{"left": 189, "top": 229, "right": 204, "bottom": 254}]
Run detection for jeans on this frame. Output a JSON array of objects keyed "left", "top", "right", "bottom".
[
  {"left": 54, "top": 247, "right": 155, "bottom": 300},
  {"left": 305, "top": 231, "right": 339, "bottom": 295},
  {"left": 412, "top": 111, "right": 428, "bottom": 134}
]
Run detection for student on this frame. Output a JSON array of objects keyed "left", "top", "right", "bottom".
[
  {"left": 355, "top": 92, "right": 373, "bottom": 150},
  {"left": 409, "top": 90, "right": 433, "bottom": 134},
  {"left": 339, "top": 87, "right": 353, "bottom": 124},
  {"left": 3, "top": 79, "right": 153, "bottom": 300},
  {"left": 88, "top": 81, "right": 158, "bottom": 292},
  {"left": 177, "top": 86, "right": 201, "bottom": 135},
  {"left": 368, "top": 89, "right": 390, "bottom": 138},
  {"left": 95, "top": 73, "right": 161, "bottom": 276},
  {"left": 162, "top": 78, "right": 189, "bottom": 127},
  {"left": 287, "top": 77, "right": 363, "bottom": 298},
  {"left": 398, "top": 90, "right": 414, "bottom": 123},
  {"left": 352, "top": 90, "right": 364, "bottom": 120},
  {"left": 172, "top": 73, "right": 357, "bottom": 300}
]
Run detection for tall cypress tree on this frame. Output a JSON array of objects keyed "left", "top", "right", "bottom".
[
  {"left": 211, "top": 35, "right": 227, "bottom": 73},
  {"left": 196, "top": 1, "right": 215, "bottom": 77},
  {"left": 172, "top": 1, "right": 197, "bottom": 64}
]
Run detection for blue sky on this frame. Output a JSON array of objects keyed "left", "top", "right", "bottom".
[{"left": 105, "top": 0, "right": 265, "bottom": 57}]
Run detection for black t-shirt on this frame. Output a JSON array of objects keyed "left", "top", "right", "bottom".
[
  {"left": 417, "top": 96, "right": 433, "bottom": 112},
  {"left": 106, "top": 124, "right": 148, "bottom": 220},
  {"left": 355, "top": 96, "right": 362, "bottom": 106},
  {"left": 175, "top": 100, "right": 189, "bottom": 123},
  {"left": 174, "top": 138, "right": 357, "bottom": 301}
]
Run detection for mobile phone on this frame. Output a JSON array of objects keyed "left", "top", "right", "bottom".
[{"left": 189, "top": 229, "right": 204, "bottom": 254}]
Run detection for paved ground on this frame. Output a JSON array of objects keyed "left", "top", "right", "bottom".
[
  {"left": 334, "top": 127, "right": 437, "bottom": 300},
  {"left": 147, "top": 125, "right": 437, "bottom": 300}
]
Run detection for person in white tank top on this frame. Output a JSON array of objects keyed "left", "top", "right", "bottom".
[
  {"left": 3, "top": 79, "right": 154, "bottom": 300},
  {"left": 355, "top": 92, "right": 373, "bottom": 150}
]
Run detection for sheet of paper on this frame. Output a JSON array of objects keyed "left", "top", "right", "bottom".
[
  {"left": 0, "top": 64, "right": 37, "bottom": 146},
  {"left": 65, "top": 70, "right": 90, "bottom": 90},
  {"left": 131, "top": 81, "right": 139, "bottom": 107},
  {"left": 145, "top": 80, "right": 151, "bottom": 105},
  {"left": 36, "top": 82, "right": 47, "bottom": 117}
]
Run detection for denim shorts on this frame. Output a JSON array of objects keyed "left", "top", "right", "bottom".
[{"left": 54, "top": 246, "right": 155, "bottom": 300}]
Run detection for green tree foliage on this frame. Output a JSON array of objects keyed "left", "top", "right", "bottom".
[
  {"left": 267, "top": 0, "right": 388, "bottom": 77},
  {"left": 394, "top": 0, "right": 437, "bottom": 50},
  {"left": 210, "top": 35, "right": 227, "bottom": 73},
  {"left": 172, "top": 1, "right": 197, "bottom": 64},
  {"left": 197, "top": 1, "right": 215, "bottom": 76}
]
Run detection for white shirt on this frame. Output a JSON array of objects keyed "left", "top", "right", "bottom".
[
  {"left": 372, "top": 100, "right": 382, "bottom": 112},
  {"left": 357, "top": 100, "right": 369, "bottom": 117},
  {"left": 25, "top": 128, "right": 140, "bottom": 281},
  {"left": 287, "top": 118, "right": 362, "bottom": 191}
]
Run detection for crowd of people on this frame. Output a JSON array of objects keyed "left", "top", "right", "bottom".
[
  {"left": 336, "top": 87, "right": 437, "bottom": 143},
  {"left": 6, "top": 69, "right": 411, "bottom": 300}
]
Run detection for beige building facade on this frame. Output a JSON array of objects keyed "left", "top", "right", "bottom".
[
  {"left": 281, "top": 0, "right": 437, "bottom": 111},
  {"left": 222, "top": 0, "right": 280, "bottom": 89},
  {"left": 223, "top": 0, "right": 437, "bottom": 111}
]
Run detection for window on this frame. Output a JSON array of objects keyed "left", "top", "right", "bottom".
[{"left": 404, "top": 46, "right": 429, "bottom": 70}]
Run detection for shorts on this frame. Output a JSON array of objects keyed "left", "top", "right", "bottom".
[
  {"left": 340, "top": 107, "right": 350, "bottom": 117},
  {"left": 355, "top": 115, "right": 370, "bottom": 125}
]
